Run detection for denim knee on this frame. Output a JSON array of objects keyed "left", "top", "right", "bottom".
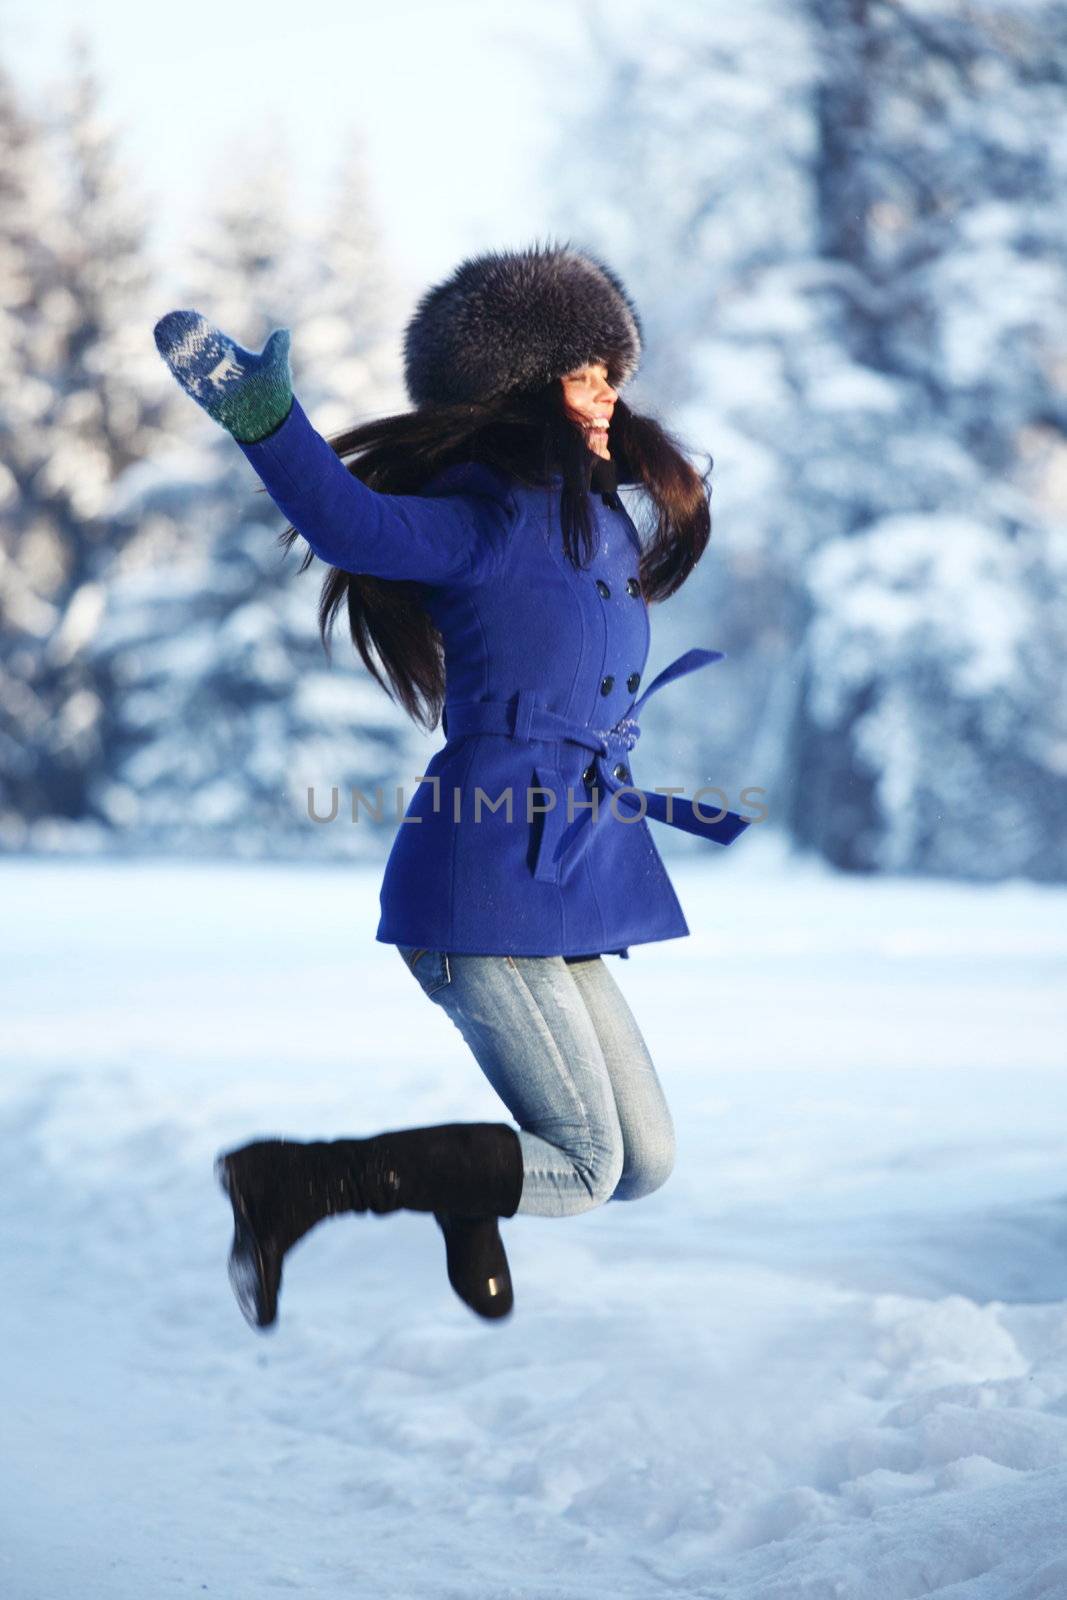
[
  {"left": 610, "top": 1136, "right": 676, "bottom": 1202},
  {"left": 577, "top": 1140, "right": 626, "bottom": 1209}
]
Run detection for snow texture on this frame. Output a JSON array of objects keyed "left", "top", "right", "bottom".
[{"left": 3, "top": 846, "right": 1067, "bottom": 1597}]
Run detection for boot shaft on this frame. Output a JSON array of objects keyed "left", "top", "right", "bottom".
[
  {"left": 330, "top": 1122, "right": 525, "bottom": 1218},
  {"left": 220, "top": 1122, "right": 524, "bottom": 1247}
]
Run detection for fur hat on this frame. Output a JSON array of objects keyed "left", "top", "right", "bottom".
[{"left": 402, "top": 238, "right": 643, "bottom": 408}]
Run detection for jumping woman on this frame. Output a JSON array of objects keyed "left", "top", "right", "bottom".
[{"left": 153, "top": 240, "right": 751, "bottom": 1331}]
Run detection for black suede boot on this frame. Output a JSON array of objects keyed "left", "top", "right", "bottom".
[{"left": 215, "top": 1122, "right": 524, "bottom": 1330}]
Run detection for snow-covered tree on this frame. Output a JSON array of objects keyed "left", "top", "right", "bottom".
[
  {"left": 87, "top": 129, "right": 421, "bottom": 858},
  {"left": 794, "top": 512, "right": 1067, "bottom": 878},
  {"left": 542, "top": 0, "right": 1067, "bottom": 880},
  {"left": 539, "top": 0, "right": 821, "bottom": 845},
  {"left": 297, "top": 127, "right": 409, "bottom": 432},
  {"left": 784, "top": 0, "right": 1067, "bottom": 876},
  {"left": 0, "top": 33, "right": 171, "bottom": 843}
]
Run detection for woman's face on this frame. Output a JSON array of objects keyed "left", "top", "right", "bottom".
[{"left": 559, "top": 361, "right": 618, "bottom": 460}]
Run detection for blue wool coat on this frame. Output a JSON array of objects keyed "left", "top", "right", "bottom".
[{"left": 239, "top": 397, "right": 751, "bottom": 959}]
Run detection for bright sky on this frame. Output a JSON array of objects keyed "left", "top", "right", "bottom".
[{"left": 4, "top": 0, "right": 595, "bottom": 302}]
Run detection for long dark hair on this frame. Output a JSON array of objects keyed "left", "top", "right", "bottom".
[{"left": 257, "top": 379, "right": 712, "bottom": 732}]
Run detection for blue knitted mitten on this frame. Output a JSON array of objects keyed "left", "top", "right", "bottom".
[{"left": 153, "top": 310, "right": 294, "bottom": 444}]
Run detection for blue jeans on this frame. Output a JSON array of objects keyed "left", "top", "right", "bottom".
[{"left": 395, "top": 947, "right": 676, "bottom": 1218}]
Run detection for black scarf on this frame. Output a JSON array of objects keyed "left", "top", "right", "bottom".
[{"left": 589, "top": 451, "right": 621, "bottom": 507}]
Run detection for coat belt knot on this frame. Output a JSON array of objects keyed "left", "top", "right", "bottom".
[{"left": 441, "top": 645, "right": 752, "bottom": 885}]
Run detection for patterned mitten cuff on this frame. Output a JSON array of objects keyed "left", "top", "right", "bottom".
[{"left": 153, "top": 310, "right": 294, "bottom": 444}]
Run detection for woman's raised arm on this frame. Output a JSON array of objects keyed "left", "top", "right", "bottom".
[{"left": 152, "top": 310, "right": 513, "bottom": 587}]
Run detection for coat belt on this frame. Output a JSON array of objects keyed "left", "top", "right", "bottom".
[{"left": 442, "top": 647, "right": 752, "bottom": 885}]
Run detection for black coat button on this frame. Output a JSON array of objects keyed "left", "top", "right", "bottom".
[
  {"left": 613, "top": 762, "right": 630, "bottom": 782},
  {"left": 626, "top": 577, "right": 640, "bottom": 597},
  {"left": 600, "top": 675, "right": 614, "bottom": 695},
  {"left": 627, "top": 672, "right": 640, "bottom": 692},
  {"left": 581, "top": 763, "right": 596, "bottom": 786},
  {"left": 595, "top": 578, "right": 611, "bottom": 598}
]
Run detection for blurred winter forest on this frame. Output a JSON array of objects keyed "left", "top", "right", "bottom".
[{"left": 2, "top": 0, "right": 1065, "bottom": 879}]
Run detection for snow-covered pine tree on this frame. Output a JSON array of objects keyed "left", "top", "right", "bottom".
[
  {"left": 543, "top": 0, "right": 1067, "bottom": 881},
  {"left": 0, "top": 62, "right": 62, "bottom": 837},
  {"left": 786, "top": 0, "right": 1067, "bottom": 879},
  {"left": 90, "top": 128, "right": 420, "bottom": 861},
  {"left": 540, "top": 0, "right": 820, "bottom": 852},
  {"left": 297, "top": 127, "right": 408, "bottom": 432},
  {"left": 0, "top": 33, "right": 169, "bottom": 848}
]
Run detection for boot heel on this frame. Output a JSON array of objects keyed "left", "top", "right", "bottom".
[
  {"left": 216, "top": 1154, "right": 281, "bottom": 1331},
  {"left": 434, "top": 1210, "right": 515, "bottom": 1320}
]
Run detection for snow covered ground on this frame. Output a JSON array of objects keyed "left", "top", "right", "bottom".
[{"left": 3, "top": 844, "right": 1067, "bottom": 1599}]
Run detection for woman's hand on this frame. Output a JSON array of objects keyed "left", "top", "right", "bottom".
[{"left": 152, "top": 310, "right": 294, "bottom": 444}]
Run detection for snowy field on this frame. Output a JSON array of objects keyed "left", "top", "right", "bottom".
[{"left": 3, "top": 845, "right": 1067, "bottom": 1600}]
